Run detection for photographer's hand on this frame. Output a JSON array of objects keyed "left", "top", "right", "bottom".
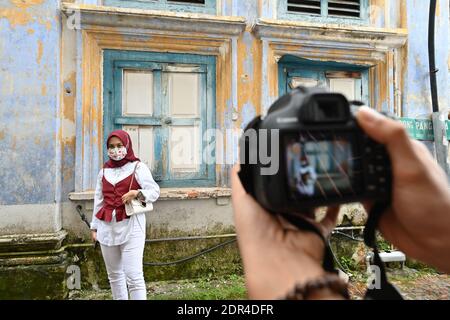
[
  {"left": 357, "top": 107, "right": 450, "bottom": 273},
  {"left": 232, "top": 166, "right": 344, "bottom": 300}
]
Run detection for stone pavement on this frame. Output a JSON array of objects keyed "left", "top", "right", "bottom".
[
  {"left": 69, "top": 269, "right": 449, "bottom": 300},
  {"left": 349, "top": 270, "right": 450, "bottom": 300}
]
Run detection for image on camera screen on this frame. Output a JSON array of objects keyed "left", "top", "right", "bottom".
[{"left": 285, "top": 133, "right": 357, "bottom": 200}]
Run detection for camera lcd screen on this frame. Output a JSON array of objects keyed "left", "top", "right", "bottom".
[{"left": 285, "top": 132, "right": 360, "bottom": 201}]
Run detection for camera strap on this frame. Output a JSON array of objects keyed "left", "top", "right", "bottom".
[
  {"left": 363, "top": 202, "right": 403, "bottom": 300},
  {"left": 284, "top": 204, "right": 404, "bottom": 300}
]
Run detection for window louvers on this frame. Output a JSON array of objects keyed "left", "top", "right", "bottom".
[
  {"left": 328, "top": 0, "right": 361, "bottom": 18},
  {"left": 287, "top": 0, "right": 321, "bottom": 15},
  {"left": 167, "top": 0, "right": 205, "bottom": 4},
  {"left": 287, "top": 0, "right": 361, "bottom": 18}
]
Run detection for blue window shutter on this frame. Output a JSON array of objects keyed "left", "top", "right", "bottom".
[
  {"left": 103, "top": 50, "right": 216, "bottom": 187},
  {"left": 278, "top": 58, "right": 369, "bottom": 105},
  {"left": 111, "top": 61, "right": 165, "bottom": 181}
]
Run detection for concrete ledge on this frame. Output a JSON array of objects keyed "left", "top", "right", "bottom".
[
  {"left": 0, "top": 230, "right": 67, "bottom": 254},
  {"left": 69, "top": 188, "right": 232, "bottom": 202},
  {"left": 254, "top": 18, "right": 408, "bottom": 50},
  {"left": 61, "top": 2, "right": 246, "bottom": 36},
  {"left": 68, "top": 191, "right": 95, "bottom": 201},
  {"left": 159, "top": 188, "right": 232, "bottom": 200},
  {"left": 0, "top": 253, "right": 67, "bottom": 267}
]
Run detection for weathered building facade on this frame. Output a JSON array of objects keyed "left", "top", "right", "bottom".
[{"left": 0, "top": 0, "right": 449, "bottom": 298}]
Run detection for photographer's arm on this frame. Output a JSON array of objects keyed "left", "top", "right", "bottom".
[
  {"left": 232, "top": 167, "right": 344, "bottom": 300},
  {"left": 357, "top": 107, "right": 450, "bottom": 273},
  {"left": 232, "top": 107, "right": 450, "bottom": 300}
]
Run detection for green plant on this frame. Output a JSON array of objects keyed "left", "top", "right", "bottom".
[
  {"left": 377, "top": 236, "right": 392, "bottom": 252},
  {"left": 150, "top": 275, "right": 247, "bottom": 300},
  {"left": 339, "top": 255, "right": 357, "bottom": 272}
]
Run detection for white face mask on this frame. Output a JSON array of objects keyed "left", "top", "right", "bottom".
[{"left": 108, "top": 146, "right": 127, "bottom": 161}]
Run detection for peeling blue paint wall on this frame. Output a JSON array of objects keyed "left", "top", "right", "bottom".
[
  {"left": 0, "top": 0, "right": 61, "bottom": 205},
  {"left": 403, "top": 0, "right": 449, "bottom": 118}
]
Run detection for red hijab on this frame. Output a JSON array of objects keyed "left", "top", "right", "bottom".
[{"left": 104, "top": 130, "right": 140, "bottom": 168}]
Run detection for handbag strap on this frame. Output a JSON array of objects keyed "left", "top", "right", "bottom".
[{"left": 128, "top": 162, "right": 140, "bottom": 191}]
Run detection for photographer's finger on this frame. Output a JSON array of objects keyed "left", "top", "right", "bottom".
[
  {"left": 231, "top": 164, "right": 246, "bottom": 197},
  {"left": 411, "top": 139, "right": 436, "bottom": 163},
  {"left": 231, "top": 165, "right": 281, "bottom": 231},
  {"left": 356, "top": 107, "right": 415, "bottom": 161},
  {"left": 231, "top": 165, "right": 262, "bottom": 223},
  {"left": 362, "top": 201, "right": 373, "bottom": 215},
  {"left": 320, "top": 206, "right": 340, "bottom": 237}
]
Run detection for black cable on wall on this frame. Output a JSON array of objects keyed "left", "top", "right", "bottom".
[{"left": 429, "top": 0, "right": 439, "bottom": 113}]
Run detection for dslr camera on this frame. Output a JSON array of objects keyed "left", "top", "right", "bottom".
[{"left": 238, "top": 86, "right": 392, "bottom": 215}]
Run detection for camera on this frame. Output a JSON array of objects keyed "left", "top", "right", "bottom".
[{"left": 238, "top": 86, "right": 392, "bottom": 215}]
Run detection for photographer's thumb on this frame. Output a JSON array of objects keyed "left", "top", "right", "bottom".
[{"left": 356, "top": 107, "right": 416, "bottom": 165}]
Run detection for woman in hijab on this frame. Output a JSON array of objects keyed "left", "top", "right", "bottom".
[{"left": 90, "top": 130, "right": 160, "bottom": 300}]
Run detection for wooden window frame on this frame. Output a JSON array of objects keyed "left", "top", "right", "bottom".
[{"left": 104, "top": 50, "right": 216, "bottom": 188}]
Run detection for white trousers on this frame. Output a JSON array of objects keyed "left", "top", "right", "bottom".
[{"left": 100, "top": 224, "right": 147, "bottom": 300}]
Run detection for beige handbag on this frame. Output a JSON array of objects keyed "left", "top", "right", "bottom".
[{"left": 125, "top": 162, "right": 154, "bottom": 216}]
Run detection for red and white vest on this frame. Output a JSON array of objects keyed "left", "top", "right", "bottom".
[{"left": 95, "top": 170, "right": 141, "bottom": 223}]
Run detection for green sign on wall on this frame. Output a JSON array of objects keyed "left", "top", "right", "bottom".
[
  {"left": 400, "top": 118, "right": 450, "bottom": 141},
  {"left": 447, "top": 121, "right": 450, "bottom": 140},
  {"left": 400, "top": 118, "right": 435, "bottom": 141}
]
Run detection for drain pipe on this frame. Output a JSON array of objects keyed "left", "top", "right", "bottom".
[{"left": 429, "top": 0, "right": 450, "bottom": 180}]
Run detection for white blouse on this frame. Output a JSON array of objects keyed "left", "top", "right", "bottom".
[{"left": 90, "top": 161, "right": 160, "bottom": 246}]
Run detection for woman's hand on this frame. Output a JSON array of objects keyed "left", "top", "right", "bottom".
[
  {"left": 357, "top": 107, "right": 450, "bottom": 273},
  {"left": 232, "top": 166, "right": 343, "bottom": 300},
  {"left": 91, "top": 230, "right": 97, "bottom": 243},
  {"left": 122, "top": 190, "right": 139, "bottom": 204}
]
